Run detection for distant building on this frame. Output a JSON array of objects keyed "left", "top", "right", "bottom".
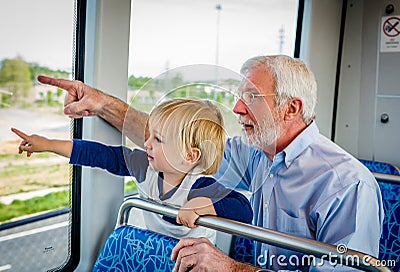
[{"left": 32, "top": 85, "right": 63, "bottom": 104}]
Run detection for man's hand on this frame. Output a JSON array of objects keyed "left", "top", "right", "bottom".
[
  {"left": 38, "top": 75, "right": 150, "bottom": 148},
  {"left": 37, "top": 75, "right": 104, "bottom": 118},
  {"left": 171, "top": 237, "right": 255, "bottom": 272}
]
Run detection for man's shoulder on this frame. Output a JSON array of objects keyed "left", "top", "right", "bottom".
[{"left": 296, "top": 134, "right": 376, "bottom": 186}]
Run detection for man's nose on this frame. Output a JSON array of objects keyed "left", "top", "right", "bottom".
[{"left": 233, "top": 99, "right": 247, "bottom": 115}]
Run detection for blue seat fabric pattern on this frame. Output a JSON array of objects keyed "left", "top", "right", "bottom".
[
  {"left": 359, "top": 159, "right": 400, "bottom": 271},
  {"left": 358, "top": 159, "right": 400, "bottom": 176},
  {"left": 230, "top": 236, "right": 255, "bottom": 264},
  {"left": 92, "top": 225, "right": 178, "bottom": 272}
]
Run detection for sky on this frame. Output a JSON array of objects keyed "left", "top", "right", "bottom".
[
  {"left": 0, "top": 0, "right": 75, "bottom": 72},
  {"left": 0, "top": 0, "right": 298, "bottom": 78}
]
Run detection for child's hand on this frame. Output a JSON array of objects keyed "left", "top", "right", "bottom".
[
  {"left": 177, "top": 197, "right": 216, "bottom": 228},
  {"left": 177, "top": 207, "right": 199, "bottom": 229},
  {"left": 11, "top": 127, "right": 49, "bottom": 157}
]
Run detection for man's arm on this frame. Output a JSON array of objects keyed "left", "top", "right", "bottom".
[{"left": 37, "top": 75, "right": 149, "bottom": 148}]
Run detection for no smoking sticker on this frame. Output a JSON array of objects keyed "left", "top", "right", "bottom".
[{"left": 381, "top": 15, "right": 400, "bottom": 52}]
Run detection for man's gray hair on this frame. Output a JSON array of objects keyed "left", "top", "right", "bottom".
[{"left": 240, "top": 55, "right": 317, "bottom": 125}]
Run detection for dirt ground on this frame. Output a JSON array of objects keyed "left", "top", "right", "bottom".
[
  {"left": 0, "top": 107, "right": 70, "bottom": 148},
  {"left": 0, "top": 107, "right": 71, "bottom": 196},
  {"left": 1, "top": 139, "right": 22, "bottom": 154}
]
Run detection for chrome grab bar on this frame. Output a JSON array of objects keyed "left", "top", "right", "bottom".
[
  {"left": 374, "top": 172, "right": 400, "bottom": 184},
  {"left": 117, "top": 197, "right": 392, "bottom": 272}
]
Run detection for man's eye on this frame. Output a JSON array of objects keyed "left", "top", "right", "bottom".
[{"left": 155, "top": 136, "right": 162, "bottom": 143}]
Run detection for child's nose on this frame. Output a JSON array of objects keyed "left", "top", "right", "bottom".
[{"left": 144, "top": 138, "right": 152, "bottom": 149}]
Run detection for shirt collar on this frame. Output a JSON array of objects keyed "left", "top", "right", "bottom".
[
  {"left": 278, "top": 122, "right": 319, "bottom": 168},
  {"left": 157, "top": 166, "right": 206, "bottom": 200}
]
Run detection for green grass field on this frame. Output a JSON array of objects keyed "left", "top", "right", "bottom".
[{"left": 0, "top": 178, "right": 137, "bottom": 223}]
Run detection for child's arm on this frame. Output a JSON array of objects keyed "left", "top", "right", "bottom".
[
  {"left": 69, "top": 140, "right": 148, "bottom": 177},
  {"left": 11, "top": 127, "right": 72, "bottom": 158},
  {"left": 182, "top": 177, "right": 253, "bottom": 226},
  {"left": 177, "top": 197, "right": 216, "bottom": 228}
]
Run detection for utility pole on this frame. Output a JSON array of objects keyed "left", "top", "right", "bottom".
[
  {"left": 214, "top": 3, "right": 222, "bottom": 99},
  {"left": 278, "top": 25, "right": 285, "bottom": 54}
]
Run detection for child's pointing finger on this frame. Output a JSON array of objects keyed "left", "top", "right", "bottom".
[{"left": 11, "top": 127, "right": 29, "bottom": 140}]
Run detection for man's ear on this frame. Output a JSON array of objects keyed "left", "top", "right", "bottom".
[
  {"left": 186, "top": 148, "right": 201, "bottom": 164},
  {"left": 284, "top": 97, "right": 303, "bottom": 121}
]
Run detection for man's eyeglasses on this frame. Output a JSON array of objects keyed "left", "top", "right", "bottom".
[{"left": 235, "top": 91, "right": 277, "bottom": 105}]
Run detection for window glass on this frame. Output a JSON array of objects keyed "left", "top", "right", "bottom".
[
  {"left": 128, "top": 0, "right": 298, "bottom": 130},
  {"left": 125, "top": 0, "right": 298, "bottom": 192},
  {"left": 0, "top": 0, "right": 74, "bottom": 270},
  {"left": 130, "top": 0, "right": 298, "bottom": 77}
]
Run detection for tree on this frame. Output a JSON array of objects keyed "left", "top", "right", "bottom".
[
  {"left": 29, "top": 63, "right": 70, "bottom": 81},
  {"left": 0, "top": 57, "right": 32, "bottom": 103},
  {"left": 128, "top": 75, "right": 152, "bottom": 90}
]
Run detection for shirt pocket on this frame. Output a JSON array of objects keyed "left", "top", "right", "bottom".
[{"left": 276, "top": 210, "right": 307, "bottom": 237}]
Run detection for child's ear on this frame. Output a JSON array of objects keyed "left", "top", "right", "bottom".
[{"left": 186, "top": 148, "right": 201, "bottom": 164}]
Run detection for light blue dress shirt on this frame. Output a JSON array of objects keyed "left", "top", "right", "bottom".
[{"left": 215, "top": 122, "right": 384, "bottom": 271}]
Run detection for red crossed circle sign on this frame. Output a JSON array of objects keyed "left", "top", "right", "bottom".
[{"left": 383, "top": 16, "right": 400, "bottom": 37}]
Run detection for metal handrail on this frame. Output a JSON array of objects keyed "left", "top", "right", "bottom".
[
  {"left": 374, "top": 172, "right": 400, "bottom": 184},
  {"left": 117, "top": 197, "right": 392, "bottom": 272}
]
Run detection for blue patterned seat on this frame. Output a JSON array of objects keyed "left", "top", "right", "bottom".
[
  {"left": 378, "top": 191, "right": 400, "bottom": 271},
  {"left": 92, "top": 225, "right": 178, "bottom": 272},
  {"left": 359, "top": 159, "right": 400, "bottom": 271},
  {"left": 230, "top": 236, "right": 255, "bottom": 264},
  {"left": 358, "top": 159, "right": 400, "bottom": 176}
]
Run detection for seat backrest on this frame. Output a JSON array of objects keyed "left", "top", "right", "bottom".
[
  {"left": 377, "top": 182, "right": 400, "bottom": 271},
  {"left": 358, "top": 159, "right": 400, "bottom": 175},
  {"left": 92, "top": 225, "right": 178, "bottom": 272},
  {"left": 359, "top": 159, "right": 400, "bottom": 271},
  {"left": 230, "top": 236, "right": 255, "bottom": 264}
]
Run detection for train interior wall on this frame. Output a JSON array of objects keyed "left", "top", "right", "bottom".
[{"left": 335, "top": 0, "right": 400, "bottom": 166}]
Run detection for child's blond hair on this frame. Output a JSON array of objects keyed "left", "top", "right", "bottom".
[{"left": 148, "top": 98, "right": 225, "bottom": 175}]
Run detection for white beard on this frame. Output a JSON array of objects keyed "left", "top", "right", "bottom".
[{"left": 242, "top": 110, "right": 282, "bottom": 149}]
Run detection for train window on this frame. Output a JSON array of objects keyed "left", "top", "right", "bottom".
[
  {"left": 126, "top": 0, "right": 299, "bottom": 160},
  {"left": 0, "top": 0, "right": 75, "bottom": 271},
  {"left": 129, "top": 0, "right": 298, "bottom": 77}
]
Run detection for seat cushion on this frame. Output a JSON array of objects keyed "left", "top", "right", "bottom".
[{"left": 93, "top": 225, "right": 178, "bottom": 272}]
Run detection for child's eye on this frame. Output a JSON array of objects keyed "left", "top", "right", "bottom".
[{"left": 155, "top": 136, "right": 162, "bottom": 143}]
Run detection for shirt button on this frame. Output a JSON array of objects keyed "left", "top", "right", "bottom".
[
  {"left": 264, "top": 203, "right": 268, "bottom": 209},
  {"left": 269, "top": 173, "right": 274, "bottom": 178}
]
